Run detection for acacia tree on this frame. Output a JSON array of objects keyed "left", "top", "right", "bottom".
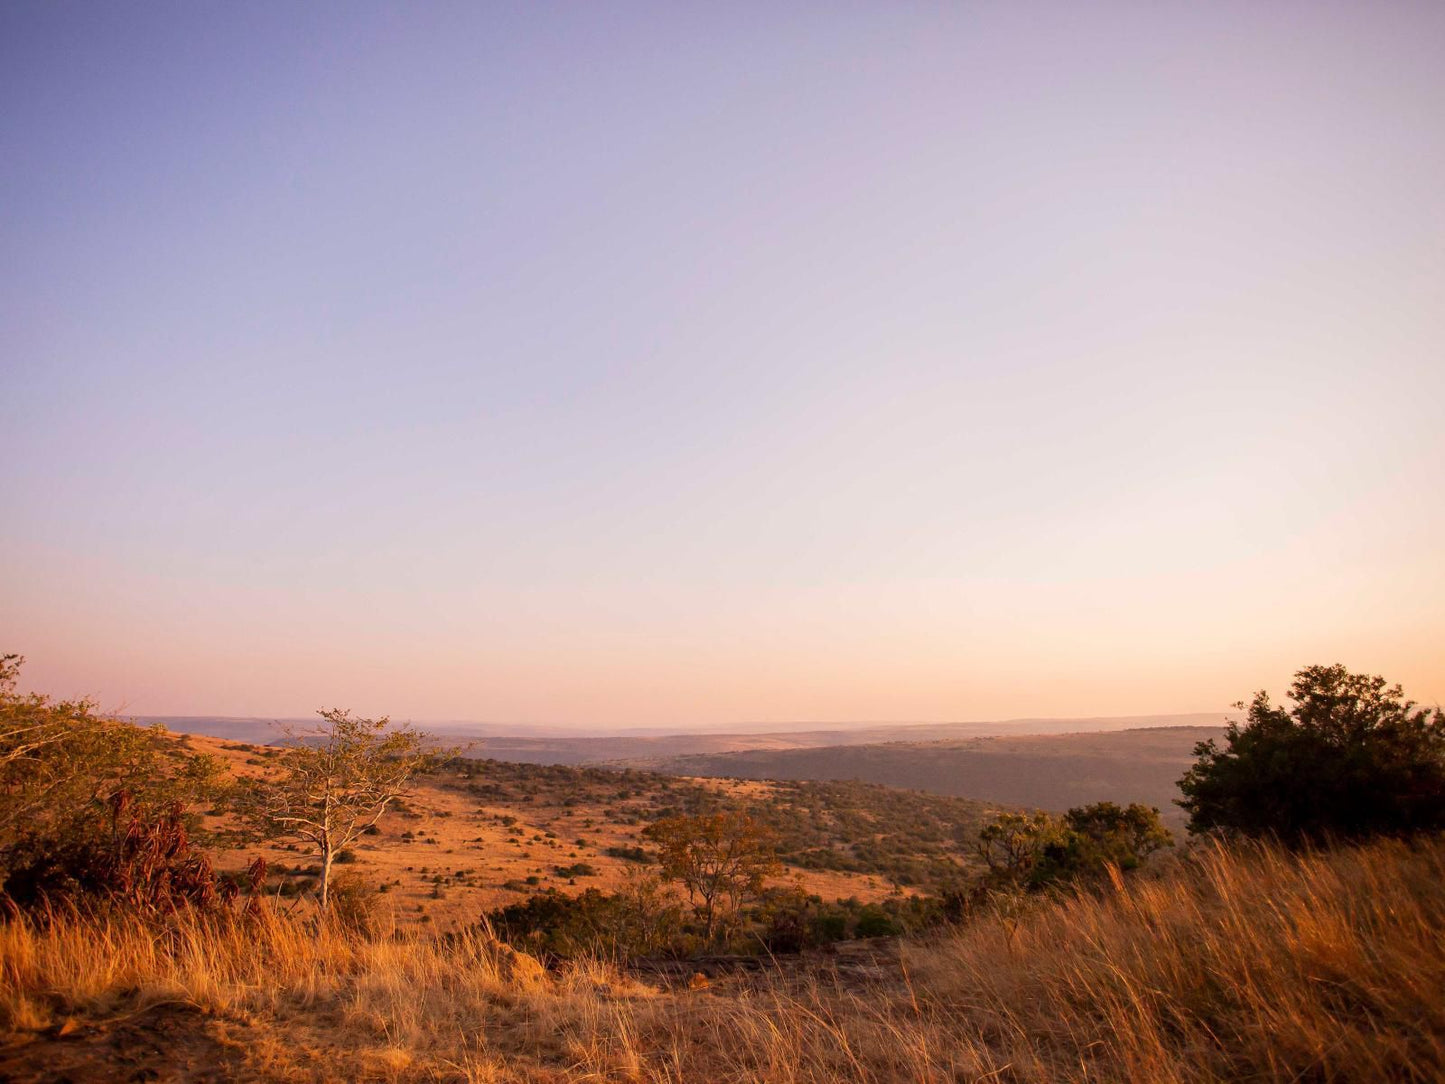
[
  {"left": 643, "top": 810, "right": 780, "bottom": 942},
  {"left": 1062, "top": 802, "right": 1173, "bottom": 869},
  {"left": 1179, "top": 664, "right": 1445, "bottom": 844},
  {"left": 975, "top": 811, "right": 1061, "bottom": 882},
  {"left": 976, "top": 803, "right": 1172, "bottom": 890},
  {"left": 237, "top": 708, "right": 447, "bottom": 912}
]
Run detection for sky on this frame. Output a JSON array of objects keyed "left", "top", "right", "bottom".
[{"left": 3, "top": 2, "right": 1442, "bottom": 727}]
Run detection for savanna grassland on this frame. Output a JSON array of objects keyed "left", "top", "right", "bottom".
[
  {"left": 2, "top": 835, "right": 1441, "bottom": 1083},
  {"left": 4, "top": 663, "right": 1443, "bottom": 1082},
  {"left": 190, "top": 733, "right": 1003, "bottom": 930}
]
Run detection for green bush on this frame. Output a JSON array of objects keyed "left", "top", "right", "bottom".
[
  {"left": 486, "top": 885, "right": 683, "bottom": 960},
  {"left": 1180, "top": 665, "right": 1445, "bottom": 844},
  {"left": 854, "top": 904, "right": 899, "bottom": 938},
  {"left": 553, "top": 862, "right": 597, "bottom": 879},
  {"left": 976, "top": 802, "right": 1172, "bottom": 890}
]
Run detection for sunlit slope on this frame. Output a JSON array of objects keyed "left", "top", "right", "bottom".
[{"left": 181, "top": 733, "right": 1003, "bottom": 927}]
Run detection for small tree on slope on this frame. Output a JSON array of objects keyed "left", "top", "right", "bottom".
[
  {"left": 237, "top": 708, "right": 446, "bottom": 912},
  {"left": 644, "top": 810, "right": 780, "bottom": 942}
]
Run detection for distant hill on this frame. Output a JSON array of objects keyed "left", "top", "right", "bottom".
[
  {"left": 134, "top": 716, "right": 315, "bottom": 743},
  {"left": 617, "top": 726, "right": 1229, "bottom": 829},
  {"left": 141, "top": 712, "right": 1237, "bottom": 767}
]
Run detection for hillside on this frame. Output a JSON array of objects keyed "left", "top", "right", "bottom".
[
  {"left": 186, "top": 734, "right": 1004, "bottom": 928},
  {"left": 623, "top": 725, "right": 1228, "bottom": 829}
]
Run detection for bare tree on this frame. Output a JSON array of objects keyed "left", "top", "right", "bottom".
[{"left": 237, "top": 708, "right": 448, "bottom": 912}]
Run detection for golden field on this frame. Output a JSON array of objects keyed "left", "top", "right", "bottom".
[
  {"left": 186, "top": 733, "right": 989, "bottom": 929},
  {"left": 2, "top": 834, "right": 1440, "bottom": 1082}
]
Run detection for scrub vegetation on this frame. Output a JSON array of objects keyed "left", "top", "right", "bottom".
[{"left": 1, "top": 657, "right": 1442, "bottom": 1082}]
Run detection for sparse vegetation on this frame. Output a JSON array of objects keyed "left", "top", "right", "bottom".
[
  {"left": 3, "top": 656, "right": 1440, "bottom": 1081},
  {"left": 552, "top": 861, "right": 596, "bottom": 879},
  {"left": 449, "top": 757, "right": 996, "bottom": 891}
]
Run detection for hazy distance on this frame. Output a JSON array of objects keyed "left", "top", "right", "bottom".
[{"left": 143, "top": 712, "right": 1240, "bottom": 765}]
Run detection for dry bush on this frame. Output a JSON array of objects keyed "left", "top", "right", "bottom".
[{"left": 1, "top": 836, "right": 1441, "bottom": 1082}]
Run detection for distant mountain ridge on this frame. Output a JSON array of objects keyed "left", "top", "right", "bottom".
[
  {"left": 136, "top": 712, "right": 1238, "bottom": 767},
  {"left": 616, "top": 725, "right": 1232, "bottom": 829}
]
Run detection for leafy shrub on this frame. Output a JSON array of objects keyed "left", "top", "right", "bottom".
[
  {"left": 0, "top": 655, "right": 226, "bottom": 904},
  {"left": 604, "top": 845, "right": 651, "bottom": 863},
  {"left": 3, "top": 792, "right": 242, "bottom": 915},
  {"left": 553, "top": 862, "right": 597, "bottom": 879},
  {"left": 976, "top": 803, "right": 1171, "bottom": 891},
  {"left": 854, "top": 904, "right": 899, "bottom": 938},
  {"left": 1180, "top": 665, "right": 1445, "bottom": 844},
  {"left": 486, "top": 877, "right": 684, "bottom": 960}
]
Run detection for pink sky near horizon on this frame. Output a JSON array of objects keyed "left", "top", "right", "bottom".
[{"left": 4, "top": 3, "right": 1442, "bottom": 727}]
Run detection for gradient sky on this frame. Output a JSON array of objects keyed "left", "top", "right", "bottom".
[{"left": 3, "top": 2, "right": 1442, "bottom": 726}]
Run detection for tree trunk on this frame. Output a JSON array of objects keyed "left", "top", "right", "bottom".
[{"left": 319, "top": 842, "right": 334, "bottom": 912}]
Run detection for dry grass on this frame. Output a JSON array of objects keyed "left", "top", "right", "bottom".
[
  {"left": 2, "top": 835, "right": 1442, "bottom": 1082},
  {"left": 190, "top": 733, "right": 907, "bottom": 928}
]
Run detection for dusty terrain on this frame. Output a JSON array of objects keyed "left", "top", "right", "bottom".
[
  {"left": 186, "top": 734, "right": 996, "bottom": 929},
  {"left": 176, "top": 720, "right": 1220, "bottom": 925}
]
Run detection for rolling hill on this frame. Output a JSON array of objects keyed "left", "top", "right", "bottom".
[
  {"left": 618, "top": 725, "right": 1228, "bottom": 829},
  {"left": 145, "top": 712, "right": 1237, "bottom": 766}
]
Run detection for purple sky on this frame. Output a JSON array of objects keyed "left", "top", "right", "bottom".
[{"left": 3, "top": 3, "right": 1442, "bottom": 726}]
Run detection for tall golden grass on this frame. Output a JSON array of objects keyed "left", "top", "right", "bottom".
[{"left": 2, "top": 835, "right": 1442, "bottom": 1082}]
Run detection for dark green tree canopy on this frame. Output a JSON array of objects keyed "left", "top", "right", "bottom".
[
  {"left": 1178, "top": 664, "right": 1445, "bottom": 844},
  {"left": 975, "top": 801, "right": 1172, "bottom": 890}
]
